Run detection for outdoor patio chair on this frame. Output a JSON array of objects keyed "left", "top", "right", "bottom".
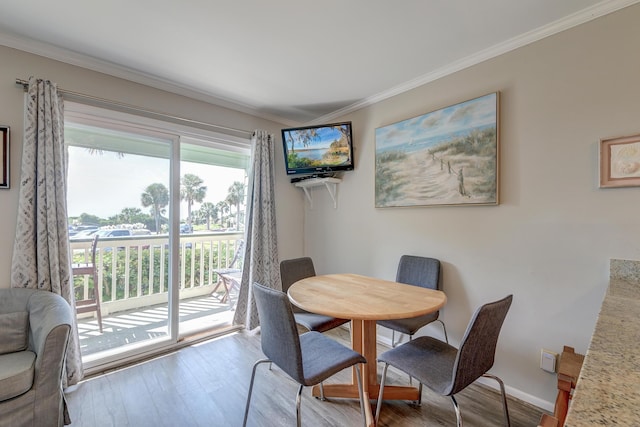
[
  {"left": 212, "top": 240, "right": 244, "bottom": 306},
  {"left": 72, "top": 234, "right": 103, "bottom": 332}
]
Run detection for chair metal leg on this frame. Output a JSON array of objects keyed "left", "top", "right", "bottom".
[
  {"left": 451, "top": 395, "right": 462, "bottom": 427},
  {"left": 375, "top": 363, "right": 390, "bottom": 424},
  {"left": 409, "top": 335, "right": 422, "bottom": 392},
  {"left": 437, "top": 319, "right": 449, "bottom": 343},
  {"left": 319, "top": 382, "right": 326, "bottom": 401},
  {"left": 483, "top": 373, "right": 511, "bottom": 427},
  {"left": 391, "top": 330, "right": 403, "bottom": 348},
  {"left": 242, "top": 359, "right": 270, "bottom": 427},
  {"left": 295, "top": 384, "right": 304, "bottom": 427},
  {"left": 355, "top": 364, "right": 366, "bottom": 427}
]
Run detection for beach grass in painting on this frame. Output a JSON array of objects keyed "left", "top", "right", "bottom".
[{"left": 375, "top": 93, "right": 499, "bottom": 207}]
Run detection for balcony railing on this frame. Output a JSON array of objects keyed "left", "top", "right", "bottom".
[{"left": 70, "top": 232, "right": 243, "bottom": 317}]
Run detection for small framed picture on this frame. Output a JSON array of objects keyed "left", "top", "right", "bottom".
[
  {"left": 0, "top": 126, "right": 8, "bottom": 189},
  {"left": 600, "top": 134, "right": 640, "bottom": 188}
]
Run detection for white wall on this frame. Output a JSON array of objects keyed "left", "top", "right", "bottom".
[
  {"left": 302, "top": 5, "right": 640, "bottom": 408},
  {"left": 0, "top": 45, "right": 304, "bottom": 282}
]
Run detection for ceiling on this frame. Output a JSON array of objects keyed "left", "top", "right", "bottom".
[{"left": 0, "top": 0, "right": 635, "bottom": 125}]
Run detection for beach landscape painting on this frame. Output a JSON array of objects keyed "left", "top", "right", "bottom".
[{"left": 375, "top": 92, "right": 499, "bottom": 207}]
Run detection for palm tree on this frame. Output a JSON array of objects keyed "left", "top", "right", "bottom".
[
  {"left": 199, "top": 202, "right": 218, "bottom": 230},
  {"left": 141, "top": 183, "right": 169, "bottom": 233},
  {"left": 180, "top": 174, "right": 207, "bottom": 225},
  {"left": 84, "top": 147, "right": 125, "bottom": 159},
  {"left": 226, "top": 181, "right": 246, "bottom": 230},
  {"left": 216, "top": 201, "right": 229, "bottom": 229},
  {"left": 191, "top": 208, "right": 206, "bottom": 226}
]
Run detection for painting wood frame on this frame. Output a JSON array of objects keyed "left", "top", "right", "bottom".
[
  {"left": 0, "top": 126, "right": 8, "bottom": 189},
  {"left": 375, "top": 92, "right": 499, "bottom": 208},
  {"left": 599, "top": 134, "right": 640, "bottom": 188}
]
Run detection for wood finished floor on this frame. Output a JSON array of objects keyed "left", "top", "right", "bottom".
[{"left": 65, "top": 327, "right": 546, "bottom": 426}]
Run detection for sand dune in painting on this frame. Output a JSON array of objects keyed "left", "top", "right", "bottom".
[{"left": 393, "top": 152, "right": 467, "bottom": 205}]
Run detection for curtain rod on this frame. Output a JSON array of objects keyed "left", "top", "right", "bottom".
[{"left": 15, "top": 78, "right": 253, "bottom": 137}]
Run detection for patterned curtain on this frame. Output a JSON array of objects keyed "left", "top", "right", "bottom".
[
  {"left": 11, "top": 77, "right": 83, "bottom": 388},
  {"left": 233, "top": 130, "right": 281, "bottom": 330}
]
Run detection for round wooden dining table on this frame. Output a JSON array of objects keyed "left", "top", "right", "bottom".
[{"left": 288, "top": 273, "right": 447, "bottom": 427}]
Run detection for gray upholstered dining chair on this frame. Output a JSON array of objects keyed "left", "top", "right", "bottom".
[
  {"left": 375, "top": 294, "right": 513, "bottom": 427},
  {"left": 280, "top": 257, "right": 349, "bottom": 333},
  {"left": 243, "top": 282, "right": 367, "bottom": 427},
  {"left": 377, "top": 255, "right": 448, "bottom": 347}
]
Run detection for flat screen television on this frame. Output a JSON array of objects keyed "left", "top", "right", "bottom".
[{"left": 281, "top": 121, "right": 354, "bottom": 177}]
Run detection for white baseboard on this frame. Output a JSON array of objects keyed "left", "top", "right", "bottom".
[{"left": 476, "top": 376, "right": 554, "bottom": 413}]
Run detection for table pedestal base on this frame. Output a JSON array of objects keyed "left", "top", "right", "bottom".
[
  {"left": 309, "top": 318, "right": 421, "bottom": 426},
  {"left": 311, "top": 384, "right": 420, "bottom": 427},
  {"left": 311, "top": 384, "right": 420, "bottom": 401}
]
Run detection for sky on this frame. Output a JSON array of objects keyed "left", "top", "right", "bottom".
[
  {"left": 283, "top": 124, "right": 348, "bottom": 149},
  {"left": 375, "top": 92, "right": 497, "bottom": 153},
  {"left": 67, "top": 148, "right": 246, "bottom": 220}
]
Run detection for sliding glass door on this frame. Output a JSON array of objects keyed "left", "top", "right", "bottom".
[{"left": 65, "top": 103, "right": 250, "bottom": 371}]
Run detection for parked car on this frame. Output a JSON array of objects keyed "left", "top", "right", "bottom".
[
  {"left": 69, "top": 228, "right": 99, "bottom": 240},
  {"left": 180, "top": 224, "right": 193, "bottom": 234},
  {"left": 94, "top": 229, "right": 151, "bottom": 237},
  {"left": 92, "top": 229, "right": 143, "bottom": 251},
  {"left": 94, "top": 229, "right": 133, "bottom": 238}
]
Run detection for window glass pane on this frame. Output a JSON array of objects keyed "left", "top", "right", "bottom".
[
  {"left": 177, "top": 141, "right": 249, "bottom": 336},
  {"left": 67, "top": 122, "right": 173, "bottom": 361}
]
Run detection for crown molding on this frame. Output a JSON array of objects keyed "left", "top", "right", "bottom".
[
  {"left": 0, "top": 31, "right": 297, "bottom": 126},
  {"left": 313, "top": 0, "right": 640, "bottom": 124}
]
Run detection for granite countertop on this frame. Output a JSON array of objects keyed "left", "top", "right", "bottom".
[{"left": 564, "top": 260, "right": 640, "bottom": 426}]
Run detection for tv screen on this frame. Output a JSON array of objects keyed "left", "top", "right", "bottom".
[{"left": 281, "top": 121, "right": 354, "bottom": 176}]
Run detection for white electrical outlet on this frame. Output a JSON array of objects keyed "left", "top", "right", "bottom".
[{"left": 540, "top": 349, "right": 558, "bottom": 373}]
